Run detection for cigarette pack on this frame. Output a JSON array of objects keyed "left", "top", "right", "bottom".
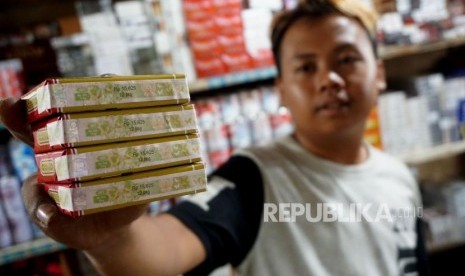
[
  {"left": 36, "top": 134, "right": 201, "bottom": 183},
  {"left": 43, "top": 162, "right": 207, "bottom": 217},
  {"left": 32, "top": 104, "right": 198, "bottom": 153},
  {"left": 21, "top": 74, "right": 190, "bottom": 122}
]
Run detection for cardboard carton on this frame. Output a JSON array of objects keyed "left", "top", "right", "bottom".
[{"left": 43, "top": 163, "right": 207, "bottom": 217}]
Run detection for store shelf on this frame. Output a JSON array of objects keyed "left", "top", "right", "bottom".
[
  {"left": 189, "top": 67, "right": 277, "bottom": 93},
  {"left": 0, "top": 238, "right": 66, "bottom": 266},
  {"left": 427, "top": 240, "right": 465, "bottom": 254},
  {"left": 380, "top": 36, "right": 465, "bottom": 60},
  {"left": 186, "top": 37, "right": 465, "bottom": 93},
  {"left": 398, "top": 140, "right": 465, "bottom": 165}
]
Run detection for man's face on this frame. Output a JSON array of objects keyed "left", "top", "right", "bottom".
[{"left": 276, "top": 14, "right": 386, "bottom": 138}]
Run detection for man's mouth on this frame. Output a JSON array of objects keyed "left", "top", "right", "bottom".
[{"left": 316, "top": 101, "right": 350, "bottom": 115}]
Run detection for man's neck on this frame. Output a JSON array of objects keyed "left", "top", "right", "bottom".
[{"left": 293, "top": 131, "right": 368, "bottom": 165}]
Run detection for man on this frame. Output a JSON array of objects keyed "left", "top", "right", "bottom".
[{"left": 0, "top": 0, "right": 428, "bottom": 275}]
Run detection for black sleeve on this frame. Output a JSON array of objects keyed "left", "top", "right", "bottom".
[
  {"left": 416, "top": 217, "right": 431, "bottom": 276},
  {"left": 167, "top": 155, "right": 264, "bottom": 276}
]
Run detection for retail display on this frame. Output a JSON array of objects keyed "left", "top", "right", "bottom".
[
  {"left": 3, "top": 0, "right": 465, "bottom": 274},
  {"left": 0, "top": 176, "right": 33, "bottom": 244},
  {"left": 0, "top": 142, "right": 36, "bottom": 248},
  {"left": 193, "top": 86, "right": 293, "bottom": 172},
  {"left": 0, "top": 59, "right": 25, "bottom": 99},
  {"left": 379, "top": 73, "right": 465, "bottom": 156}
]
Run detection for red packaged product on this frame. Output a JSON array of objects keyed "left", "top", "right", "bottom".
[
  {"left": 218, "top": 33, "right": 246, "bottom": 54},
  {"left": 195, "top": 58, "right": 227, "bottom": 78},
  {"left": 212, "top": 0, "right": 242, "bottom": 14},
  {"left": 183, "top": 0, "right": 215, "bottom": 20},
  {"left": 214, "top": 13, "right": 243, "bottom": 33},
  {"left": 190, "top": 37, "right": 222, "bottom": 58},
  {"left": 249, "top": 49, "right": 276, "bottom": 68},
  {"left": 221, "top": 52, "right": 254, "bottom": 73},
  {"left": 185, "top": 18, "right": 219, "bottom": 39}
]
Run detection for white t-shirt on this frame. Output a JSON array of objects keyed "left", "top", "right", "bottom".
[
  {"left": 236, "top": 136, "right": 421, "bottom": 276},
  {"left": 169, "top": 135, "right": 426, "bottom": 276}
]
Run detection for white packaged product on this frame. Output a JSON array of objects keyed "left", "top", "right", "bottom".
[
  {"left": 0, "top": 202, "right": 13, "bottom": 247},
  {"left": 0, "top": 176, "right": 33, "bottom": 243}
]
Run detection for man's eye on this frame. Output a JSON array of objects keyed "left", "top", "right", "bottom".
[
  {"left": 338, "top": 56, "right": 359, "bottom": 65},
  {"left": 296, "top": 63, "right": 315, "bottom": 73}
]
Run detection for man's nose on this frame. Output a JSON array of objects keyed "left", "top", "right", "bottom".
[{"left": 318, "top": 67, "right": 345, "bottom": 94}]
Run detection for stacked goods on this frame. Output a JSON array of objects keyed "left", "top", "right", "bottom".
[
  {"left": 22, "top": 74, "right": 207, "bottom": 217},
  {"left": 32, "top": 105, "right": 198, "bottom": 153},
  {"left": 183, "top": 0, "right": 253, "bottom": 78}
]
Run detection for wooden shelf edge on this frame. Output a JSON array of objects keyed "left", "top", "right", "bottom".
[
  {"left": 188, "top": 67, "right": 277, "bottom": 93},
  {"left": 398, "top": 140, "right": 465, "bottom": 165},
  {"left": 380, "top": 36, "right": 465, "bottom": 60},
  {"left": 427, "top": 240, "right": 465, "bottom": 254},
  {"left": 186, "top": 37, "right": 465, "bottom": 93},
  {"left": 0, "top": 237, "right": 67, "bottom": 266}
]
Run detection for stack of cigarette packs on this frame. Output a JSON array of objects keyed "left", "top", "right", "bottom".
[{"left": 22, "top": 74, "right": 207, "bottom": 217}]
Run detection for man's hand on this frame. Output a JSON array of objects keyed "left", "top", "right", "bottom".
[
  {"left": 22, "top": 173, "right": 149, "bottom": 250},
  {"left": 22, "top": 173, "right": 204, "bottom": 275},
  {"left": 0, "top": 97, "right": 206, "bottom": 274},
  {"left": 0, "top": 98, "right": 33, "bottom": 146},
  {"left": 0, "top": 97, "right": 150, "bottom": 249}
]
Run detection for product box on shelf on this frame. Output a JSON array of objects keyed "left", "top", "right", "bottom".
[
  {"left": 194, "top": 57, "right": 227, "bottom": 78},
  {"left": 43, "top": 162, "right": 207, "bottom": 217},
  {"left": 21, "top": 74, "right": 190, "bottom": 123},
  {"left": 8, "top": 138, "right": 37, "bottom": 182},
  {"left": 221, "top": 52, "right": 254, "bottom": 73},
  {"left": 0, "top": 59, "right": 25, "bottom": 99},
  {"left": 363, "top": 107, "right": 383, "bottom": 149},
  {"left": 0, "top": 202, "right": 12, "bottom": 247},
  {"left": 183, "top": 0, "right": 259, "bottom": 78},
  {"left": 0, "top": 176, "right": 34, "bottom": 244},
  {"left": 32, "top": 104, "right": 198, "bottom": 153},
  {"left": 35, "top": 134, "right": 202, "bottom": 183},
  {"left": 203, "top": 123, "right": 231, "bottom": 169}
]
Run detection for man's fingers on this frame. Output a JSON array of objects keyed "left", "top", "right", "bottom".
[
  {"left": 21, "top": 175, "right": 76, "bottom": 237},
  {"left": 21, "top": 174, "right": 85, "bottom": 246},
  {"left": 21, "top": 174, "right": 58, "bottom": 228},
  {"left": 0, "top": 97, "right": 33, "bottom": 146}
]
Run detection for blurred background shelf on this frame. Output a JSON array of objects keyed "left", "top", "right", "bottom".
[
  {"left": 380, "top": 36, "right": 465, "bottom": 60},
  {"left": 0, "top": 238, "right": 66, "bottom": 266},
  {"left": 427, "top": 240, "right": 465, "bottom": 254},
  {"left": 187, "top": 36, "right": 465, "bottom": 93},
  {"left": 189, "top": 67, "right": 277, "bottom": 93},
  {"left": 398, "top": 140, "right": 465, "bottom": 165}
]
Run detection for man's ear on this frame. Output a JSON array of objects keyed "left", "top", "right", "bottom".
[
  {"left": 375, "top": 59, "right": 387, "bottom": 93},
  {"left": 275, "top": 76, "right": 287, "bottom": 108}
]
